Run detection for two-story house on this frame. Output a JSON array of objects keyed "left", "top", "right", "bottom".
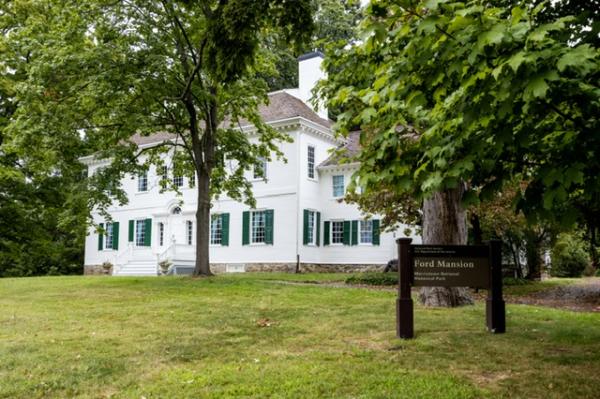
[{"left": 81, "top": 52, "right": 419, "bottom": 276}]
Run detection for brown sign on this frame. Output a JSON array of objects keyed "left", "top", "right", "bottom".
[{"left": 411, "top": 245, "right": 489, "bottom": 288}]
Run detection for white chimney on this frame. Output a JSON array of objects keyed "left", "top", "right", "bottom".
[{"left": 296, "top": 51, "right": 328, "bottom": 120}]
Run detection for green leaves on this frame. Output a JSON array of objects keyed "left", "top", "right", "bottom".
[
  {"left": 320, "top": 0, "right": 600, "bottom": 227},
  {"left": 557, "top": 44, "right": 597, "bottom": 74},
  {"left": 524, "top": 75, "right": 550, "bottom": 99}
]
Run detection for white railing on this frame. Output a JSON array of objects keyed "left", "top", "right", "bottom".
[
  {"left": 157, "top": 238, "right": 178, "bottom": 274},
  {"left": 156, "top": 241, "right": 197, "bottom": 274},
  {"left": 114, "top": 244, "right": 133, "bottom": 274}
]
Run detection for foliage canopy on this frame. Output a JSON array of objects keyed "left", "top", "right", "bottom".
[{"left": 320, "top": 0, "right": 599, "bottom": 228}]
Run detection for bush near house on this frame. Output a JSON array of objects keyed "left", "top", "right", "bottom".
[
  {"left": 345, "top": 272, "right": 397, "bottom": 286},
  {"left": 550, "top": 233, "right": 591, "bottom": 277}
]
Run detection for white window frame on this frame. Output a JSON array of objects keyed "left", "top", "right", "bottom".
[
  {"left": 189, "top": 173, "right": 195, "bottom": 188},
  {"left": 173, "top": 175, "right": 184, "bottom": 187},
  {"left": 307, "top": 145, "right": 316, "bottom": 180},
  {"left": 186, "top": 220, "right": 193, "bottom": 245},
  {"left": 135, "top": 220, "right": 146, "bottom": 247},
  {"left": 307, "top": 210, "right": 316, "bottom": 246},
  {"left": 104, "top": 222, "right": 114, "bottom": 250},
  {"left": 210, "top": 214, "right": 223, "bottom": 246},
  {"left": 332, "top": 175, "right": 345, "bottom": 198},
  {"left": 250, "top": 210, "right": 266, "bottom": 244},
  {"left": 253, "top": 158, "right": 267, "bottom": 180},
  {"left": 331, "top": 220, "right": 344, "bottom": 245},
  {"left": 359, "top": 220, "right": 373, "bottom": 245},
  {"left": 158, "top": 222, "right": 164, "bottom": 247},
  {"left": 137, "top": 171, "right": 148, "bottom": 192}
]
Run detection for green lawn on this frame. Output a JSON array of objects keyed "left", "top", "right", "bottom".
[{"left": 0, "top": 275, "right": 598, "bottom": 398}]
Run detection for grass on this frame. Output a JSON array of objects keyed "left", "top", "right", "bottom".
[{"left": 0, "top": 275, "right": 598, "bottom": 398}]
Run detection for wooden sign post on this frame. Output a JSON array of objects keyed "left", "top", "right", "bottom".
[{"left": 396, "top": 238, "right": 505, "bottom": 339}]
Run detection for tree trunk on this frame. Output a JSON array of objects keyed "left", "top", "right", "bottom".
[
  {"left": 470, "top": 213, "right": 483, "bottom": 245},
  {"left": 524, "top": 230, "right": 543, "bottom": 281},
  {"left": 193, "top": 167, "right": 213, "bottom": 276},
  {"left": 418, "top": 186, "right": 474, "bottom": 307}
]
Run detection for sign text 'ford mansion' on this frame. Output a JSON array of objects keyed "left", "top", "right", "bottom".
[{"left": 412, "top": 245, "right": 490, "bottom": 287}]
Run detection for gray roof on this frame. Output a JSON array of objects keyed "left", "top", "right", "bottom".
[
  {"left": 131, "top": 91, "right": 330, "bottom": 145},
  {"left": 318, "top": 131, "right": 361, "bottom": 168}
]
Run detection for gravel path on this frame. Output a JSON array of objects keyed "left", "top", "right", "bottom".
[{"left": 510, "top": 278, "right": 600, "bottom": 312}]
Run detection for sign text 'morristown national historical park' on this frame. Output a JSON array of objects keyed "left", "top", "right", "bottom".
[{"left": 412, "top": 245, "right": 489, "bottom": 288}]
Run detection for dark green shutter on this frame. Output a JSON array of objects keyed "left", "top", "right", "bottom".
[
  {"left": 324, "top": 221, "right": 330, "bottom": 246},
  {"left": 221, "top": 213, "right": 230, "bottom": 246},
  {"left": 316, "top": 212, "right": 321, "bottom": 247},
  {"left": 351, "top": 220, "right": 358, "bottom": 246},
  {"left": 98, "top": 223, "right": 104, "bottom": 251},
  {"left": 343, "top": 221, "right": 351, "bottom": 245},
  {"left": 265, "top": 209, "right": 274, "bottom": 245},
  {"left": 303, "top": 209, "right": 309, "bottom": 245},
  {"left": 144, "top": 218, "right": 152, "bottom": 246},
  {"left": 113, "top": 222, "right": 120, "bottom": 250},
  {"left": 242, "top": 211, "right": 250, "bottom": 245},
  {"left": 128, "top": 220, "right": 134, "bottom": 242},
  {"left": 373, "top": 219, "right": 380, "bottom": 246}
]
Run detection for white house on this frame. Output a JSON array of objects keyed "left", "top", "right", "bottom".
[{"left": 82, "top": 52, "right": 419, "bottom": 276}]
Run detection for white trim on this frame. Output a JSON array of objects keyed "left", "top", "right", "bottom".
[{"left": 317, "top": 162, "right": 360, "bottom": 172}]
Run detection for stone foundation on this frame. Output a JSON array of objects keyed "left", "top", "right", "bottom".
[
  {"left": 84, "top": 264, "right": 113, "bottom": 275},
  {"left": 210, "top": 263, "right": 385, "bottom": 274},
  {"left": 85, "top": 262, "right": 385, "bottom": 275}
]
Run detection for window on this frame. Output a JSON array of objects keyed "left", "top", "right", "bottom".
[
  {"left": 332, "top": 175, "right": 344, "bottom": 197},
  {"left": 138, "top": 171, "right": 148, "bottom": 192},
  {"left": 189, "top": 173, "right": 195, "bottom": 188},
  {"left": 307, "top": 210, "right": 316, "bottom": 245},
  {"left": 359, "top": 220, "right": 373, "bottom": 244},
  {"left": 251, "top": 210, "right": 266, "bottom": 243},
  {"left": 171, "top": 206, "right": 181, "bottom": 215},
  {"left": 210, "top": 214, "right": 223, "bottom": 245},
  {"left": 105, "top": 223, "right": 114, "bottom": 250},
  {"left": 161, "top": 166, "right": 168, "bottom": 181},
  {"left": 254, "top": 157, "right": 267, "bottom": 180},
  {"left": 173, "top": 175, "right": 183, "bottom": 187},
  {"left": 331, "top": 221, "right": 344, "bottom": 244},
  {"left": 158, "top": 222, "right": 164, "bottom": 246},
  {"left": 307, "top": 145, "right": 315, "bottom": 179},
  {"left": 187, "top": 221, "right": 193, "bottom": 245},
  {"left": 135, "top": 220, "right": 146, "bottom": 246}
]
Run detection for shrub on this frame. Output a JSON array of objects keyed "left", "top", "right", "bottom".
[
  {"left": 345, "top": 272, "right": 397, "bottom": 286},
  {"left": 550, "top": 233, "right": 590, "bottom": 277},
  {"left": 502, "top": 277, "right": 530, "bottom": 286}
]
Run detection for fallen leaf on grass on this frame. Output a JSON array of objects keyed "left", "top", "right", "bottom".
[{"left": 256, "top": 318, "right": 273, "bottom": 327}]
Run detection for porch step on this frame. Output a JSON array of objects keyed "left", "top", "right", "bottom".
[{"left": 115, "top": 261, "right": 157, "bottom": 276}]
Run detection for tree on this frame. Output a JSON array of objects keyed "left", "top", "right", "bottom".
[
  {"left": 265, "top": 0, "right": 362, "bottom": 91},
  {"left": 3, "top": 0, "right": 313, "bottom": 276},
  {"left": 471, "top": 182, "right": 559, "bottom": 280},
  {"left": 319, "top": 0, "right": 599, "bottom": 305},
  {"left": 0, "top": 5, "right": 88, "bottom": 277}
]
